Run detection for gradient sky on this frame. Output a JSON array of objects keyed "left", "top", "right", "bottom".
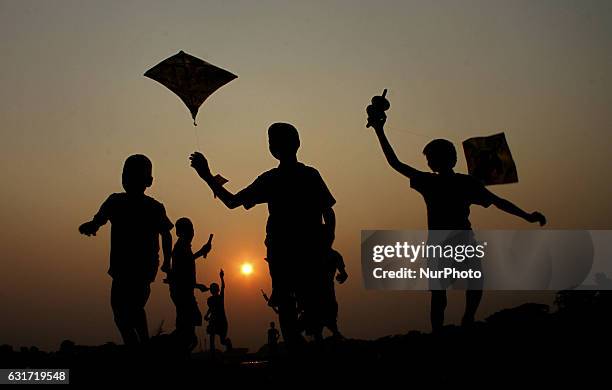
[{"left": 1, "top": 0, "right": 611, "bottom": 351}]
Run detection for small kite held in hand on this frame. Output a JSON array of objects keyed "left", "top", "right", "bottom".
[
  {"left": 144, "top": 50, "right": 237, "bottom": 125},
  {"left": 462, "top": 132, "right": 518, "bottom": 185}
]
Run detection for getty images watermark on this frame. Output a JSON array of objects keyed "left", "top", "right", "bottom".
[{"left": 361, "top": 230, "right": 612, "bottom": 290}]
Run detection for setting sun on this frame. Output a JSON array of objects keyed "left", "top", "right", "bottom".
[{"left": 241, "top": 262, "right": 254, "bottom": 276}]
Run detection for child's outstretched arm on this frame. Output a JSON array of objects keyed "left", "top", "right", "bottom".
[
  {"left": 220, "top": 269, "right": 225, "bottom": 297},
  {"left": 194, "top": 234, "right": 214, "bottom": 260},
  {"left": 491, "top": 195, "right": 547, "bottom": 226},
  {"left": 372, "top": 120, "right": 423, "bottom": 180},
  {"left": 79, "top": 219, "right": 102, "bottom": 236},
  {"left": 78, "top": 197, "right": 112, "bottom": 236},
  {"left": 190, "top": 152, "right": 243, "bottom": 209}
]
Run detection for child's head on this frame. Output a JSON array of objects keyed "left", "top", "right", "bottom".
[
  {"left": 268, "top": 122, "right": 300, "bottom": 161},
  {"left": 210, "top": 282, "right": 220, "bottom": 295},
  {"left": 122, "top": 154, "right": 153, "bottom": 194},
  {"left": 270, "top": 321, "right": 275, "bottom": 328},
  {"left": 423, "top": 139, "right": 457, "bottom": 173},
  {"left": 175, "top": 217, "right": 194, "bottom": 241}
]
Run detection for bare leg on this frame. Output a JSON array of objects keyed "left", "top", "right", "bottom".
[
  {"left": 430, "top": 290, "right": 447, "bottom": 333},
  {"left": 209, "top": 334, "right": 215, "bottom": 358},
  {"left": 134, "top": 308, "right": 149, "bottom": 343},
  {"left": 462, "top": 289, "right": 482, "bottom": 326},
  {"left": 116, "top": 324, "right": 138, "bottom": 345}
]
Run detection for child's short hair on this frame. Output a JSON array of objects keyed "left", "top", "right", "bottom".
[
  {"left": 175, "top": 217, "right": 193, "bottom": 236},
  {"left": 210, "top": 282, "right": 220, "bottom": 293},
  {"left": 122, "top": 154, "right": 153, "bottom": 190},
  {"left": 268, "top": 122, "right": 300, "bottom": 153},
  {"left": 423, "top": 139, "right": 457, "bottom": 170}
]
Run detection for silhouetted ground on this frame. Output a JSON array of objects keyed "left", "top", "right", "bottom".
[{"left": 2, "top": 291, "right": 610, "bottom": 385}]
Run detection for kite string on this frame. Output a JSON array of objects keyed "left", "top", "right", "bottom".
[
  {"left": 385, "top": 126, "right": 455, "bottom": 141},
  {"left": 386, "top": 127, "right": 432, "bottom": 139},
  {"left": 193, "top": 126, "right": 201, "bottom": 151}
]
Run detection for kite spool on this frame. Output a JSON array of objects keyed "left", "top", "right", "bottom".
[{"left": 366, "top": 89, "right": 390, "bottom": 128}]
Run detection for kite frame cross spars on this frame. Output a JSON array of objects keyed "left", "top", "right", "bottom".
[{"left": 144, "top": 50, "right": 238, "bottom": 126}]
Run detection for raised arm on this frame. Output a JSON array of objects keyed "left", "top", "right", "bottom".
[
  {"left": 220, "top": 269, "right": 225, "bottom": 297},
  {"left": 491, "top": 194, "right": 547, "bottom": 226},
  {"left": 190, "top": 152, "right": 243, "bottom": 209},
  {"left": 79, "top": 197, "right": 111, "bottom": 236},
  {"left": 373, "top": 122, "right": 423, "bottom": 179},
  {"left": 194, "top": 234, "right": 214, "bottom": 260}
]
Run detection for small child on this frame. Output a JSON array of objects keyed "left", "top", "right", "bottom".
[
  {"left": 267, "top": 321, "right": 280, "bottom": 355},
  {"left": 165, "top": 217, "right": 213, "bottom": 350},
  {"left": 204, "top": 269, "right": 232, "bottom": 353},
  {"left": 79, "top": 154, "right": 173, "bottom": 346},
  {"left": 321, "top": 248, "right": 348, "bottom": 338}
]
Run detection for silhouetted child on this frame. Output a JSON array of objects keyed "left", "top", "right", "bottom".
[
  {"left": 204, "top": 269, "right": 232, "bottom": 353},
  {"left": 267, "top": 321, "right": 280, "bottom": 356},
  {"left": 190, "top": 123, "right": 336, "bottom": 346},
  {"left": 79, "top": 154, "right": 173, "bottom": 345},
  {"left": 267, "top": 321, "right": 280, "bottom": 346},
  {"left": 166, "top": 217, "right": 213, "bottom": 350},
  {"left": 368, "top": 98, "right": 547, "bottom": 332},
  {"left": 321, "top": 249, "right": 348, "bottom": 338}
]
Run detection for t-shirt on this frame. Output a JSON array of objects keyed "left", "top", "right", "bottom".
[
  {"left": 94, "top": 192, "right": 173, "bottom": 281},
  {"left": 171, "top": 239, "right": 195, "bottom": 287},
  {"left": 207, "top": 295, "right": 226, "bottom": 322},
  {"left": 410, "top": 172, "right": 495, "bottom": 230},
  {"left": 267, "top": 328, "right": 279, "bottom": 344},
  {"left": 235, "top": 162, "right": 336, "bottom": 247}
]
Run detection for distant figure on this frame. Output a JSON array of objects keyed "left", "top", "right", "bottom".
[
  {"left": 190, "top": 123, "right": 336, "bottom": 346},
  {"left": 165, "top": 217, "right": 213, "bottom": 350},
  {"left": 79, "top": 155, "right": 173, "bottom": 345},
  {"left": 321, "top": 249, "right": 348, "bottom": 338},
  {"left": 204, "top": 269, "right": 232, "bottom": 354},
  {"left": 267, "top": 321, "right": 280, "bottom": 354},
  {"left": 368, "top": 98, "right": 547, "bottom": 332}
]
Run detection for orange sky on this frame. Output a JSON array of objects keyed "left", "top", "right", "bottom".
[{"left": 1, "top": 0, "right": 611, "bottom": 351}]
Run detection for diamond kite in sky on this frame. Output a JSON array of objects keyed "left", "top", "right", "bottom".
[{"left": 144, "top": 50, "right": 237, "bottom": 125}]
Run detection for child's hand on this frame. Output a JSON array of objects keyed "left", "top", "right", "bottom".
[
  {"left": 79, "top": 221, "right": 99, "bottom": 236},
  {"left": 367, "top": 106, "right": 387, "bottom": 131},
  {"left": 196, "top": 283, "right": 209, "bottom": 292},
  {"left": 527, "top": 211, "right": 547, "bottom": 226},
  {"left": 336, "top": 270, "right": 348, "bottom": 284},
  {"left": 190, "top": 152, "right": 212, "bottom": 179},
  {"left": 201, "top": 234, "right": 214, "bottom": 257},
  {"left": 220, "top": 269, "right": 224, "bottom": 279}
]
